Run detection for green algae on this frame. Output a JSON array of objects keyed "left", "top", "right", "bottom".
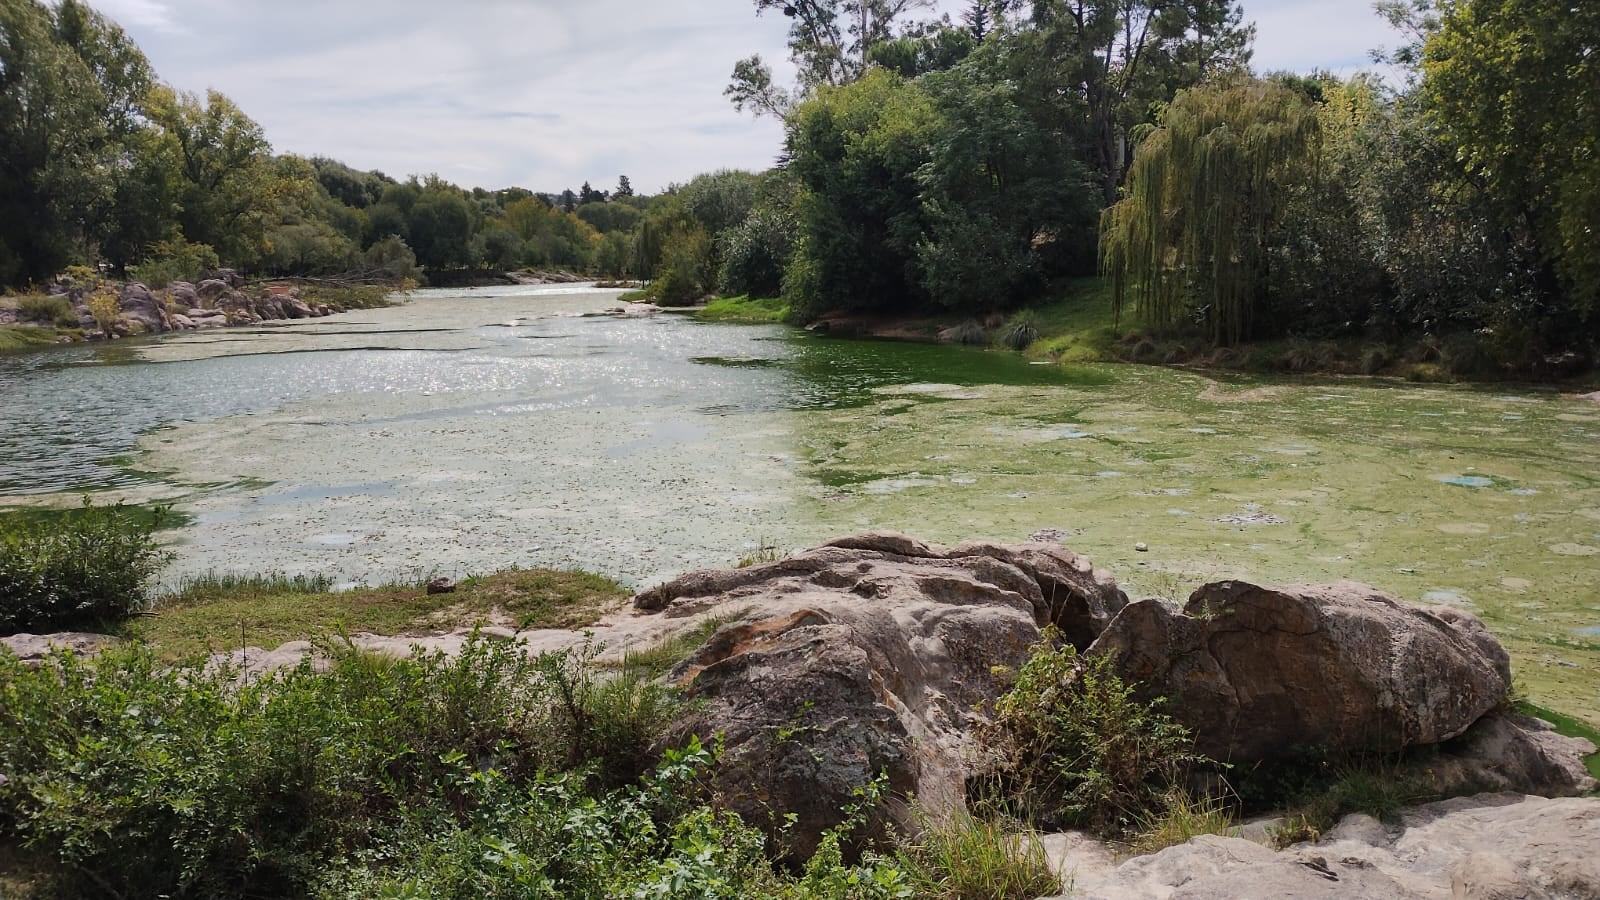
[{"left": 791, "top": 366, "right": 1600, "bottom": 723}]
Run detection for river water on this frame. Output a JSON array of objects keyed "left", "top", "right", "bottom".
[{"left": 2, "top": 284, "right": 1598, "bottom": 715}]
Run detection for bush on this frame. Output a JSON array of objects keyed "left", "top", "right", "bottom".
[
  {"left": 128, "top": 238, "right": 220, "bottom": 289},
  {"left": 976, "top": 631, "right": 1206, "bottom": 837},
  {"left": 16, "top": 295, "right": 77, "bottom": 328},
  {"left": 0, "top": 500, "right": 172, "bottom": 633},
  {"left": 0, "top": 635, "right": 679, "bottom": 898},
  {"left": 1001, "top": 311, "right": 1040, "bottom": 351}
]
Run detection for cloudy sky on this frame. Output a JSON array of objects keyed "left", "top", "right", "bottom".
[{"left": 92, "top": 0, "right": 1400, "bottom": 195}]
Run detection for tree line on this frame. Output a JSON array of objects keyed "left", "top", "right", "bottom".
[
  {"left": 0, "top": 0, "right": 685, "bottom": 288},
  {"left": 5, "top": 0, "right": 1595, "bottom": 363}
]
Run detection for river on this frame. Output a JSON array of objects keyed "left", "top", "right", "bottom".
[{"left": 2, "top": 284, "right": 1597, "bottom": 716}]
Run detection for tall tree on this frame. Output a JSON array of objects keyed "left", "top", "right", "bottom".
[
  {"left": 1424, "top": 0, "right": 1600, "bottom": 320},
  {"left": 726, "top": 0, "right": 938, "bottom": 120},
  {"left": 1101, "top": 78, "right": 1319, "bottom": 344},
  {"left": 1002, "top": 0, "right": 1255, "bottom": 205}
]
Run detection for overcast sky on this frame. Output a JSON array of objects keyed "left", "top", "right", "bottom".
[{"left": 91, "top": 0, "right": 1400, "bottom": 195}]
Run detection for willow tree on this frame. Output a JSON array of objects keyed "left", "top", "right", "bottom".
[{"left": 1100, "top": 78, "right": 1319, "bottom": 345}]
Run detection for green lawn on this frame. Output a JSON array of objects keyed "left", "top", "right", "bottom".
[
  {"left": 1017, "top": 277, "right": 1124, "bottom": 362},
  {"left": 696, "top": 295, "right": 790, "bottom": 324}
]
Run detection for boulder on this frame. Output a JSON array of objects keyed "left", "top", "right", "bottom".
[
  {"left": 167, "top": 281, "right": 200, "bottom": 307},
  {"left": 170, "top": 314, "right": 196, "bottom": 330},
  {"left": 1421, "top": 711, "right": 1597, "bottom": 797},
  {"left": 1, "top": 632, "right": 122, "bottom": 666},
  {"left": 205, "top": 267, "right": 244, "bottom": 288},
  {"left": 196, "top": 279, "right": 231, "bottom": 302},
  {"left": 1089, "top": 581, "right": 1512, "bottom": 765},
  {"left": 1044, "top": 793, "right": 1600, "bottom": 899},
  {"left": 117, "top": 282, "right": 168, "bottom": 333},
  {"left": 284, "top": 297, "right": 314, "bottom": 319},
  {"left": 633, "top": 532, "right": 1129, "bottom": 860}
]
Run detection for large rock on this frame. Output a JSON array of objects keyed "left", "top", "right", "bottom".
[
  {"left": 1089, "top": 581, "right": 1512, "bottom": 765},
  {"left": 1422, "top": 711, "right": 1597, "bottom": 798},
  {"left": 196, "top": 278, "right": 231, "bottom": 302},
  {"left": 117, "top": 282, "right": 168, "bottom": 333},
  {"left": 167, "top": 281, "right": 200, "bottom": 307},
  {"left": 1, "top": 632, "right": 122, "bottom": 666},
  {"left": 1045, "top": 793, "right": 1600, "bottom": 899},
  {"left": 634, "top": 532, "right": 1127, "bottom": 860}
]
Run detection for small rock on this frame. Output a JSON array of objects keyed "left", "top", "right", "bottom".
[
  {"left": 425, "top": 576, "right": 457, "bottom": 595},
  {"left": 1135, "top": 542, "right": 1150, "bottom": 552}
]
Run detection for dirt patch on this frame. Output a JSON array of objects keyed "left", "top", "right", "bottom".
[{"left": 1198, "top": 381, "right": 1288, "bottom": 403}]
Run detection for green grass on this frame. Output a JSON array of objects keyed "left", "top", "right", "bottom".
[
  {"left": 134, "top": 568, "right": 628, "bottom": 659},
  {"left": 0, "top": 325, "right": 67, "bottom": 352},
  {"left": 1016, "top": 277, "right": 1123, "bottom": 363},
  {"left": 697, "top": 295, "right": 791, "bottom": 324},
  {"left": 613, "top": 609, "right": 749, "bottom": 678},
  {"left": 1519, "top": 701, "right": 1600, "bottom": 784},
  {"left": 898, "top": 808, "right": 1062, "bottom": 899},
  {"left": 296, "top": 284, "right": 401, "bottom": 311},
  {"left": 0, "top": 500, "right": 190, "bottom": 532}
]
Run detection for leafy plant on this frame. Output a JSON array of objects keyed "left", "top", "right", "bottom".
[
  {"left": 128, "top": 238, "right": 220, "bottom": 289},
  {"left": 977, "top": 630, "right": 1207, "bottom": 837},
  {"left": 16, "top": 295, "right": 77, "bottom": 328},
  {"left": 1000, "top": 311, "right": 1039, "bottom": 351},
  {"left": 0, "top": 498, "right": 172, "bottom": 632}
]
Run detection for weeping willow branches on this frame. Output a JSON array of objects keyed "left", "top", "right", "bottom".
[{"left": 1101, "top": 79, "right": 1320, "bottom": 345}]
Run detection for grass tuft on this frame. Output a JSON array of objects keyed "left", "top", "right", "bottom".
[{"left": 899, "top": 808, "right": 1062, "bottom": 899}]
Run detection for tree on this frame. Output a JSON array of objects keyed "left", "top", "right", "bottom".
[
  {"left": 784, "top": 69, "right": 941, "bottom": 314},
  {"left": 1424, "top": 0, "right": 1600, "bottom": 321},
  {"left": 1001, "top": 0, "right": 1256, "bottom": 205},
  {"left": 614, "top": 175, "right": 635, "bottom": 199},
  {"left": 406, "top": 184, "right": 473, "bottom": 270},
  {"left": 1100, "top": 78, "right": 1319, "bottom": 344},
  {"left": 579, "top": 181, "right": 607, "bottom": 205},
  {"left": 0, "top": 0, "right": 147, "bottom": 283},
  {"left": 915, "top": 54, "right": 1100, "bottom": 309},
  {"left": 726, "top": 0, "right": 938, "bottom": 120},
  {"left": 964, "top": 1, "right": 993, "bottom": 39}
]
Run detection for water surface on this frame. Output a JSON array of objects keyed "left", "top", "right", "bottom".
[{"left": 3, "top": 285, "right": 1597, "bottom": 718}]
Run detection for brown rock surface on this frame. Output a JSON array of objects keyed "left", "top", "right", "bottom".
[
  {"left": 1089, "top": 581, "right": 1512, "bottom": 764},
  {"left": 634, "top": 532, "right": 1128, "bottom": 859}
]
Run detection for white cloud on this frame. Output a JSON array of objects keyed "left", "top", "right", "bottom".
[
  {"left": 93, "top": 0, "right": 1400, "bottom": 194},
  {"left": 92, "top": 0, "right": 182, "bottom": 33}
]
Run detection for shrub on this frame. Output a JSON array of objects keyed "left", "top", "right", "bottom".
[
  {"left": 976, "top": 631, "right": 1207, "bottom": 837},
  {"left": 1001, "top": 311, "right": 1040, "bottom": 351},
  {"left": 88, "top": 293, "right": 120, "bottom": 332},
  {"left": 0, "top": 635, "right": 678, "bottom": 898},
  {"left": 16, "top": 295, "right": 77, "bottom": 328},
  {"left": 0, "top": 500, "right": 172, "bottom": 633},
  {"left": 897, "top": 808, "right": 1060, "bottom": 899},
  {"left": 128, "top": 238, "right": 220, "bottom": 289},
  {"left": 945, "top": 319, "right": 989, "bottom": 346}
]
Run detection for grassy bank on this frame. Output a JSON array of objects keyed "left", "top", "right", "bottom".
[
  {"left": 803, "top": 277, "right": 1595, "bottom": 385},
  {"left": 697, "top": 295, "right": 791, "bottom": 324},
  {"left": 0, "top": 324, "right": 74, "bottom": 352},
  {"left": 135, "top": 568, "right": 627, "bottom": 659}
]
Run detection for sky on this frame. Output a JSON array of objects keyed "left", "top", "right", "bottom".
[{"left": 90, "top": 0, "right": 1402, "bottom": 195}]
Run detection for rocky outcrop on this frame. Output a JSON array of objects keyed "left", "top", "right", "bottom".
[
  {"left": 1, "top": 632, "right": 122, "bottom": 666},
  {"left": 117, "top": 282, "right": 170, "bottom": 334},
  {"left": 1089, "top": 581, "right": 1512, "bottom": 765},
  {"left": 1423, "top": 711, "right": 1598, "bottom": 798},
  {"left": 634, "top": 532, "right": 1128, "bottom": 860},
  {"left": 1045, "top": 793, "right": 1600, "bottom": 899}
]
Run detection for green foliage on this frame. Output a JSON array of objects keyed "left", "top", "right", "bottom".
[
  {"left": 785, "top": 69, "right": 941, "bottom": 316},
  {"left": 896, "top": 809, "right": 1060, "bottom": 899},
  {"left": 15, "top": 295, "right": 77, "bottom": 328},
  {"left": 1001, "top": 311, "right": 1040, "bottom": 351},
  {"left": 127, "top": 236, "right": 220, "bottom": 288},
  {"left": 1425, "top": 0, "right": 1600, "bottom": 319},
  {"left": 698, "top": 295, "right": 791, "bottom": 324},
  {"left": 1102, "top": 78, "right": 1321, "bottom": 344},
  {"left": 719, "top": 203, "right": 797, "bottom": 299},
  {"left": 0, "top": 635, "right": 679, "bottom": 898},
  {"left": 978, "top": 631, "right": 1206, "bottom": 837},
  {"left": 0, "top": 498, "right": 171, "bottom": 633},
  {"left": 0, "top": 325, "right": 68, "bottom": 352}
]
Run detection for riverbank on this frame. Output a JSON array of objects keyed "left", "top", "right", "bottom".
[{"left": 796, "top": 277, "right": 1599, "bottom": 389}]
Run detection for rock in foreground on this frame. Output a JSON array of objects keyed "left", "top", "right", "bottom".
[
  {"left": 633, "top": 531, "right": 1127, "bottom": 859},
  {"left": 1046, "top": 793, "right": 1600, "bottom": 899},
  {"left": 1090, "top": 580, "right": 1513, "bottom": 765}
]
